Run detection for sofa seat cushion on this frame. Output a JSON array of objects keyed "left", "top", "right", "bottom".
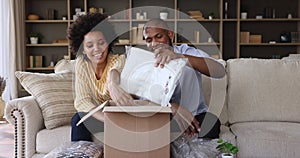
[
  {"left": 36, "top": 125, "right": 71, "bottom": 154},
  {"left": 231, "top": 122, "right": 300, "bottom": 158},
  {"left": 219, "top": 125, "right": 236, "bottom": 146}
]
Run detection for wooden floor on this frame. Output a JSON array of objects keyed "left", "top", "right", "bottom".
[{"left": 0, "top": 121, "right": 14, "bottom": 158}]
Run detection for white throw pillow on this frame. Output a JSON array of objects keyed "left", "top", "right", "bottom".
[
  {"left": 15, "top": 71, "right": 76, "bottom": 129},
  {"left": 120, "top": 47, "right": 187, "bottom": 106}
]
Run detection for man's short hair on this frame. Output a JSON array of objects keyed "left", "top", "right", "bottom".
[{"left": 143, "top": 18, "right": 170, "bottom": 31}]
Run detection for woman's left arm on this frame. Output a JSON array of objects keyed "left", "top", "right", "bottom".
[{"left": 107, "top": 69, "right": 134, "bottom": 106}]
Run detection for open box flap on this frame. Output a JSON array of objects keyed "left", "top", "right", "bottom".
[{"left": 103, "top": 105, "right": 172, "bottom": 113}]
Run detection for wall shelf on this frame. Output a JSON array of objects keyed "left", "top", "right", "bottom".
[{"left": 26, "top": 44, "right": 68, "bottom": 47}]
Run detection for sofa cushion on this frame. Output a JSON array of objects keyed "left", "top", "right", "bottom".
[
  {"left": 227, "top": 59, "right": 300, "bottom": 123},
  {"left": 15, "top": 71, "right": 76, "bottom": 129},
  {"left": 36, "top": 125, "right": 71, "bottom": 153},
  {"left": 202, "top": 59, "right": 227, "bottom": 125},
  {"left": 219, "top": 125, "right": 236, "bottom": 146},
  {"left": 231, "top": 122, "right": 300, "bottom": 158},
  {"left": 54, "top": 59, "right": 75, "bottom": 73}
]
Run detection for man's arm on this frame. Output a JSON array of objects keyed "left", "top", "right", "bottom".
[
  {"left": 170, "top": 103, "right": 200, "bottom": 137},
  {"left": 153, "top": 47, "right": 225, "bottom": 78},
  {"left": 182, "top": 54, "right": 225, "bottom": 78}
]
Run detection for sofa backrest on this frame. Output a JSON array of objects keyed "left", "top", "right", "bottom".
[
  {"left": 227, "top": 59, "right": 300, "bottom": 124},
  {"left": 202, "top": 60, "right": 228, "bottom": 125}
]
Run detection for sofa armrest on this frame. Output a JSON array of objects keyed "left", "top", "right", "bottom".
[{"left": 5, "top": 96, "right": 45, "bottom": 158}]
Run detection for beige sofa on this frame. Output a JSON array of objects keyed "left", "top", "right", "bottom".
[{"left": 5, "top": 58, "right": 300, "bottom": 158}]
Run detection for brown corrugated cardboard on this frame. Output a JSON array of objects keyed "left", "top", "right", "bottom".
[{"left": 103, "top": 103, "right": 172, "bottom": 158}]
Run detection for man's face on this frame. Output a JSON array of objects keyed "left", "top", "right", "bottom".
[{"left": 143, "top": 27, "right": 173, "bottom": 51}]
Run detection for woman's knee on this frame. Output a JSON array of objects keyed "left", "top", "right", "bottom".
[{"left": 71, "top": 112, "right": 85, "bottom": 127}]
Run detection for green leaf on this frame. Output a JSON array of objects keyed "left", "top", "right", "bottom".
[
  {"left": 232, "top": 147, "right": 239, "bottom": 154},
  {"left": 216, "top": 145, "right": 224, "bottom": 150},
  {"left": 216, "top": 139, "right": 239, "bottom": 155},
  {"left": 217, "top": 139, "right": 223, "bottom": 143}
]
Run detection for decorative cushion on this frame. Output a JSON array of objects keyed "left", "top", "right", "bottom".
[
  {"left": 15, "top": 71, "right": 76, "bottom": 129},
  {"left": 54, "top": 59, "right": 75, "bottom": 73}
]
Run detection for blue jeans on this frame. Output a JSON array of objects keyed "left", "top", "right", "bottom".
[{"left": 71, "top": 112, "right": 104, "bottom": 141}]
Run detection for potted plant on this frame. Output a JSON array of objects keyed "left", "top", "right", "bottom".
[
  {"left": 208, "top": 12, "right": 215, "bottom": 20},
  {"left": 216, "top": 139, "right": 238, "bottom": 158},
  {"left": 28, "top": 32, "right": 43, "bottom": 44},
  {"left": 240, "top": 5, "right": 248, "bottom": 19}
]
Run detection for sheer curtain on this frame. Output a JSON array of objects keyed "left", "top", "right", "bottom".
[
  {"left": 0, "top": 0, "right": 10, "bottom": 101},
  {"left": 0, "top": 0, "right": 25, "bottom": 102}
]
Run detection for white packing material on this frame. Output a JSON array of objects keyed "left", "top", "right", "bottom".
[{"left": 120, "top": 47, "right": 187, "bottom": 106}]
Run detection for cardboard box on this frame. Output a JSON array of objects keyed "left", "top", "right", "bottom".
[
  {"left": 249, "top": 35, "right": 262, "bottom": 43},
  {"left": 240, "top": 32, "right": 250, "bottom": 43},
  {"left": 103, "top": 101, "right": 172, "bottom": 158}
]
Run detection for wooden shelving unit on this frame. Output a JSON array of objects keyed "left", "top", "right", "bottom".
[
  {"left": 24, "top": 0, "right": 300, "bottom": 71},
  {"left": 235, "top": 0, "right": 300, "bottom": 59}
]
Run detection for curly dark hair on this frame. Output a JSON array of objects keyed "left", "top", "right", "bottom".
[{"left": 67, "top": 13, "right": 118, "bottom": 57}]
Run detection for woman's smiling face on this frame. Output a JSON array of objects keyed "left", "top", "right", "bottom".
[{"left": 83, "top": 31, "right": 109, "bottom": 65}]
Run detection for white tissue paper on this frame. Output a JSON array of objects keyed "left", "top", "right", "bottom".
[{"left": 120, "top": 47, "right": 187, "bottom": 106}]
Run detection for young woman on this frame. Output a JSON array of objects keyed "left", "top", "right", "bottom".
[{"left": 67, "top": 13, "right": 133, "bottom": 141}]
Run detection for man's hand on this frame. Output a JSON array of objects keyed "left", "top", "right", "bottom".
[
  {"left": 152, "top": 44, "right": 184, "bottom": 68},
  {"left": 171, "top": 103, "right": 200, "bottom": 137},
  {"left": 108, "top": 81, "right": 134, "bottom": 106}
]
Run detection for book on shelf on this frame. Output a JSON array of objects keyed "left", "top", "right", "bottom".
[
  {"left": 130, "top": 24, "right": 146, "bottom": 45},
  {"left": 194, "top": 31, "right": 200, "bottom": 43},
  {"left": 29, "top": 55, "right": 43, "bottom": 68},
  {"left": 130, "top": 27, "right": 137, "bottom": 44},
  {"left": 136, "top": 24, "right": 146, "bottom": 44}
]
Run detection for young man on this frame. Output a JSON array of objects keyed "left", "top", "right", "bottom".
[{"left": 141, "top": 18, "right": 225, "bottom": 138}]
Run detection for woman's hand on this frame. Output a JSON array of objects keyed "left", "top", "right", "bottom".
[
  {"left": 108, "top": 81, "right": 134, "bottom": 106},
  {"left": 107, "top": 69, "right": 134, "bottom": 106},
  {"left": 171, "top": 103, "right": 200, "bottom": 137}
]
